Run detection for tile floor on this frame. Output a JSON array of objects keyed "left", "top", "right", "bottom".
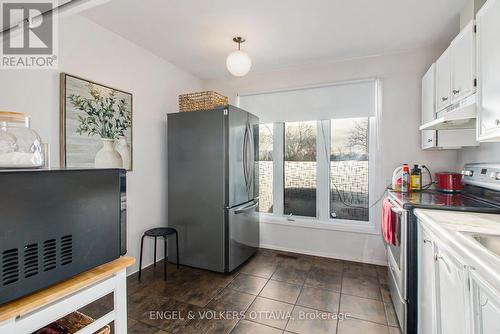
[{"left": 80, "top": 249, "right": 402, "bottom": 334}]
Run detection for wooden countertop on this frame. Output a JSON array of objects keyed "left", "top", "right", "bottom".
[{"left": 0, "top": 256, "right": 135, "bottom": 323}]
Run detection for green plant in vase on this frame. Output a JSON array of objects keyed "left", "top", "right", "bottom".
[{"left": 69, "top": 83, "right": 131, "bottom": 168}]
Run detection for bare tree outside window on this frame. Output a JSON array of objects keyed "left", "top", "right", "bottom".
[
  {"left": 257, "top": 118, "right": 369, "bottom": 222},
  {"left": 285, "top": 122, "right": 317, "bottom": 161},
  {"left": 284, "top": 121, "right": 317, "bottom": 217},
  {"left": 259, "top": 124, "right": 273, "bottom": 161},
  {"left": 347, "top": 119, "right": 369, "bottom": 156},
  {"left": 331, "top": 118, "right": 369, "bottom": 221},
  {"left": 258, "top": 124, "right": 273, "bottom": 213}
]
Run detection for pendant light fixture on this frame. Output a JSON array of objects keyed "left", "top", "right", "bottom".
[{"left": 226, "top": 37, "right": 252, "bottom": 77}]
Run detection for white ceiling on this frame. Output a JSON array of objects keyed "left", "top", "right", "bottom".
[{"left": 81, "top": 0, "right": 466, "bottom": 79}]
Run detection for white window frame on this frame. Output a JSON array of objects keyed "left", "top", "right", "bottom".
[{"left": 240, "top": 79, "right": 381, "bottom": 235}]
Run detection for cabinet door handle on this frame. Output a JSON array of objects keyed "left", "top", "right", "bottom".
[
  {"left": 496, "top": 119, "right": 500, "bottom": 126},
  {"left": 463, "top": 264, "right": 475, "bottom": 271},
  {"left": 423, "top": 239, "right": 433, "bottom": 244},
  {"left": 435, "top": 254, "right": 447, "bottom": 264},
  {"left": 453, "top": 89, "right": 460, "bottom": 95},
  {"left": 427, "top": 139, "right": 433, "bottom": 143},
  {"left": 441, "top": 97, "right": 448, "bottom": 102}
]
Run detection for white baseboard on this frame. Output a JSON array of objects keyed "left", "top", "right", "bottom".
[
  {"left": 260, "top": 243, "right": 388, "bottom": 266},
  {"left": 126, "top": 245, "right": 388, "bottom": 278}
]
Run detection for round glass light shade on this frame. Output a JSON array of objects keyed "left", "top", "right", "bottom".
[{"left": 226, "top": 50, "right": 252, "bottom": 77}]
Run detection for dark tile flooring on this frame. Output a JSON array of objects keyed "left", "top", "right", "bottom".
[{"left": 80, "top": 249, "right": 401, "bottom": 334}]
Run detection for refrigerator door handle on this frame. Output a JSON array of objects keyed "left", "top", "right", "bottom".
[
  {"left": 251, "top": 124, "right": 255, "bottom": 184},
  {"left": 242, "top": 124, "right": 249, "bottom": 187},
  {"left": 246, "top": 123, "right": 254, "bottom": 191},
  {"left": 235, "top": 201, "right": 258, "bottom": 214}
]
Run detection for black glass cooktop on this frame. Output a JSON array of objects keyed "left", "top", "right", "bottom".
[{"left": 388, "top": 189, "right": 500, "bottom": 213}]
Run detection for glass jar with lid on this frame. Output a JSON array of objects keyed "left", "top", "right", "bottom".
[{"left": 0, "top": 111, "right": 44, "bottom": 168}]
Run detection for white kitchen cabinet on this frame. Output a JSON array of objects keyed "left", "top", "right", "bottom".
[
  {"left": 418, "top": 225, "right": 437, "bottom": 334},
  {"left": 436, "top": 48, "right": 452, "bottom": 111},
  {"left": 421, "top": 63, "right": 479, "bottom": 149},
  {"left": 435, "top": 245, "right": 468, "bottom": 334},
  {"left": 470, "top": 270, "right": 500, "bottom": 334},
  {"left": 450, "top": 21, "right": 476, "bottom": 104},
  {"left": 476, "top": 0, "right": 500, "bottom": 141},
  {"left": 422, "top": 64, "right": 438, "bottom": 149}
]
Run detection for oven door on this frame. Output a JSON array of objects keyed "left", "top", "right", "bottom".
[
  {"left": 385, "top": 197, "right": 408, "bottom": 330},
  {"left": 385, "top": 197, "right": 407, "bottom": 296}
]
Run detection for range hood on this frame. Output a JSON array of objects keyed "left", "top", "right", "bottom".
[{"left": 419, "top": 94, "right": 477, "bottom": 131}]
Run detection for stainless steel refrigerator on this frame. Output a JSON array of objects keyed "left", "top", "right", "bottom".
[{"left": 167, "top": 105, "right": 259, "bottom": 272}]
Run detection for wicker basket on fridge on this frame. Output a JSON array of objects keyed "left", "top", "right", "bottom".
[{"left": 179, "top": 91, "right": 228, "bottom": 112}]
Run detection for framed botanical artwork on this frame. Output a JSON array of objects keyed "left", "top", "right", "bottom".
[{"left": 60, "top": 73, "right": 133, "bottom": 170}]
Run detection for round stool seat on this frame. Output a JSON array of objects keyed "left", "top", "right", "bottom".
[
  {"left": 144, "top": 227, "right": 177, "bottom": 237},
  {"left": 138, "top": 227, "right": 179, "bottom": 281}
]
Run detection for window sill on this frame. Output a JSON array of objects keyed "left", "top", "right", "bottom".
[{"left": 259, "top": 213, "right": 380, "bottom": 235}]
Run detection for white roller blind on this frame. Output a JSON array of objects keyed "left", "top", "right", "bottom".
[{"left": 238, "top": 79, "right": 377, "bottom": 123}]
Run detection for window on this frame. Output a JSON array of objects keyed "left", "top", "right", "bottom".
[
  {"left": 258, "top": 124, "right": 273, "bottom": 213},
  {"left": 284, "top": 121, "right": 317, "bottom": 217},
  {"left": 241, "top": 79, "right": 377, "bottom": 225},
  {"left": 257, "top": 118, "right": 370, "bottom": 222},
  {"left": 330, "top": 118, "right": 369, "bottom": 221}
]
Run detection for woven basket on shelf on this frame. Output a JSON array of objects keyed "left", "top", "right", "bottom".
[
  {"left": 34, "top": 311, "right": 110, "bottom": 334},
  {"left": 179, "top": 91, "right": 228, "bottom": 112}
]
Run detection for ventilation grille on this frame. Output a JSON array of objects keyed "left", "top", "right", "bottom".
[
  {"left": 43, "top": 239, "right": 57, "bottom": 272},
  {"left": 60, "top": 235, "right": 73, "bottom": 266},
  {"left": 24, "top": 244, "right": 39, "bottom": 278},
  {"left": 2, "top": 249, "right": 19, "bottom": 286},
  {"left": 1, "top": 235, "right": 74, "bottom": 284}
]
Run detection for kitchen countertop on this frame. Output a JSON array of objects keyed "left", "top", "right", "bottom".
[
  {"left": 415, "top": 208, "right": 500, "bottom": 291},
  {"left": 388, "top": 190, "right": 500, "bottom": 213}
]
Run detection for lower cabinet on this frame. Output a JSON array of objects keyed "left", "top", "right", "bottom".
[
  {"left": 470, "top": 270, "right": 500, "bottom": 334},
  {"left": 418, "top": 221, "right": 500, "bottom": 334},
  {"left": 434, "top": 245, "right": 468, "bottom": 334},
  {"left": 418, "top": 225, "right": 437, "bottom": 333}
]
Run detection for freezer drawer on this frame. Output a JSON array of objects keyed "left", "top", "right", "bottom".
[{"left": 227, "top": 200, "right": 259, "bottom": 272}]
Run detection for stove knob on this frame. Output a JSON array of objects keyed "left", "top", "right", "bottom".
[
  {"left": 496, "top": 172, "right": 500, "bottom": 181},
  {"left": 462, "top": 170, "right": 474, "bottom": 177}
]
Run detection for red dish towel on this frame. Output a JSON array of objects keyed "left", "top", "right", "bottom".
[{"left": 382, "top": 198, "right": 397, "bottom": 246}]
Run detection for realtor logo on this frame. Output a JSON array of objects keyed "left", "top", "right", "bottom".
[{"left": 1, "top": 1, "right": 58, "bottom": 69}]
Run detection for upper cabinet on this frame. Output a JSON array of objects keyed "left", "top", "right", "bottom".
[
  {"left": 420, "top": 19, "right": 478, "bottom": 135},
  {"left": 436, "top": 48, "right": 452, "bottom": 111},
  {"left": 476, "top": 0, "right": 500, "bottom": 141},
  {"left": 436, "top": 21, "right": 476, "bottom": 111},
  {"left": 422, "top": 64, "right": 437, "bottom": 149},
  {"left": 451, "top": 21, "right": 476, "bottom": 104},
  {"left": 421, "top": 63, "right": 478, "bottom": 150}
]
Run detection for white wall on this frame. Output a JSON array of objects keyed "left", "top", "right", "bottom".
[
  {"left": 0, "top": 14, "right": 202, "bottom": 274},
  {"left": 458, "top": 143, "right": 500, "bottom": 166},
  {"left": 204, "top": 47, "right": 458, "bottom": 265}
]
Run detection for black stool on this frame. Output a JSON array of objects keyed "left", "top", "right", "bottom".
[{"left": 138, "top": 227, "right": 179, "bottom": 281}]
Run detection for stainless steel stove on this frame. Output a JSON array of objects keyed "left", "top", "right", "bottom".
[{"left": 384, "top": 163, "right": 500, "bottom": 334}]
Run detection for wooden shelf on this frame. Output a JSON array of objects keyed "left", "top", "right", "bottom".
[{"left": 0, "top": 256, "right": 135, "bottom": 323}]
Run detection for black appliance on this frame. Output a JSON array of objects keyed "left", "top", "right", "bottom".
[
  {"left": 0, "top": 168, "right": 127, "bottom": 305},
  {"left": 385, "top": 163, "right": 500, "bottom": 334}
]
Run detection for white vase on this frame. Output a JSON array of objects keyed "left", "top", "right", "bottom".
[
  {"left": 115, "top": 137, "right": 131, "bottom": 170},
  {"left": 95, "top": 138, "right": 123, "bottom": 168}
]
